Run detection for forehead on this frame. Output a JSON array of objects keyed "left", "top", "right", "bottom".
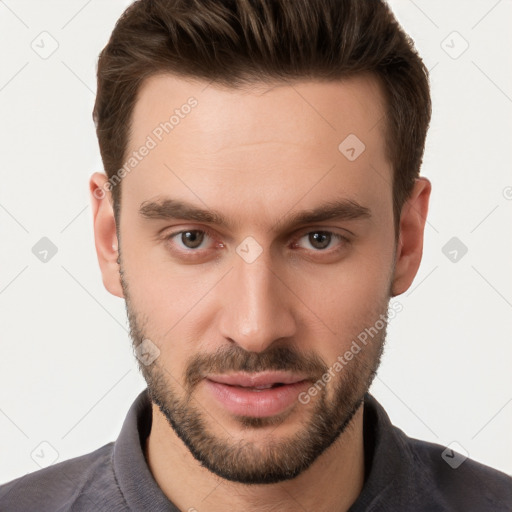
[
  {"left": 129, "top": 72, "right": 387, "bottom": 150},
  {"left": 122, "top": 73, "right": 391, "bottom": 227}
]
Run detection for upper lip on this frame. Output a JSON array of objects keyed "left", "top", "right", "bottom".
[{"left": 206, "top": 371, "right": 309, "bottom": 387}]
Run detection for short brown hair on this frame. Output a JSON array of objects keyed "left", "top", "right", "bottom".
[{"left": 93, "top": 0, "right": 431, "bottom": 236}]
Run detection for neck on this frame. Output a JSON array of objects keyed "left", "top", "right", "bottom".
[{"left": 146, "top": 404, "right": 366, "bottom": 512}]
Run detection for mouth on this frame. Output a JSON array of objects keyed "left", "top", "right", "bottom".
[{"left": 203, "top": 372, "right": 311, "bottom": 418}]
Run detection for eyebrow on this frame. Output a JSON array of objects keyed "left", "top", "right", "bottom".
[{"left": 139, "top": 197, "right": 371, "bottom": 232}]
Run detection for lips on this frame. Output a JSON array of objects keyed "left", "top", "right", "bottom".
[
  {"left": 206, "top": 371, "right": 309, "bottom": 389},
  {"left": 204, "top": 375, "right": 312, "bottom": 417}
]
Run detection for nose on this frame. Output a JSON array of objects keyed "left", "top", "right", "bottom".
[{"left": 218, "top": 248, "right": 297, "bottom": 353}]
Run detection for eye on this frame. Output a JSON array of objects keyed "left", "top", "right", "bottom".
[
  {"left": 167, "top": 229, "right": 215, "bottom": 251},
  {"left": 294, "top": 231, "right": 348, "bottom": 251},
  {"left": 179, "top": 230, "right": 205, "bottom": 249}
]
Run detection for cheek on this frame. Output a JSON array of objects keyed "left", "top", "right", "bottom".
[
  {"left": 121, "top": 226, "right": 217, "bottom": 313},
  {"left": 121, "top": 237, "right": 221, "bottom": 365},
  {"left": 308, "top": 238, "right": 392, "bottom": 304},
  {"left": 294, "top": 239, "right": 393, "bottom": 362}
]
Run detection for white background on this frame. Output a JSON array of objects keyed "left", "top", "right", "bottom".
[{"left": 0, "top": 0, "right": 511, "bottom": 483}]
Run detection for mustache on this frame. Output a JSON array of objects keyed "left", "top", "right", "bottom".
[{"left": 183, "top": 344, "right": 328, "bottom": 390}]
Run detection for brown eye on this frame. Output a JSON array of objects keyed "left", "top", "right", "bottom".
[
  {"left": 163, "top": 227, "right": 223, "bottom": 261},
  {"left": 294, "top": 230, "right": 349, "bottom": 254},
  {"left": 180, "top": 230, "right": 205, "bottom": 249},
  {"left": 308, "top": 232, "right": 331, "bottom": 250}
]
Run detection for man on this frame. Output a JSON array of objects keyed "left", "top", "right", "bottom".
[{"left": 1, "top": 0, "right": 511, "bottom": 510}]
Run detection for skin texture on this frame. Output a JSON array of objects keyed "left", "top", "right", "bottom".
[{"left": 89, "top": 73, "right": 431, "bottom": 512}]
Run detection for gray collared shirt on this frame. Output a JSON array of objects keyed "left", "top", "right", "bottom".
[{"left": 1, "top": 389, "right": 511, "bottom": 511}]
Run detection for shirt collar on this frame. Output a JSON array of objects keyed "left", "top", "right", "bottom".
[
  {"left": 112, "top": 388, "right": 178, "bottom": 511},
  {"left": 348, "top": 393, "right": 409, "bottom": 510}
]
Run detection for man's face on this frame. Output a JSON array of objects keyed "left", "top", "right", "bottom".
[{"left": 117, "top": 74, "right": 396, "bottom": 484}]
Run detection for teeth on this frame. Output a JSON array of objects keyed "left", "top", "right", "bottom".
[{"left": 252, "top": 384, "right": 273, "bottom": 389}]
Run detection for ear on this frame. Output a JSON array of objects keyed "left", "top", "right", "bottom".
[
  {"left": 391, "top": 177, "right": 432, "bottom": 297},
  {"left": 89, "top": 172, "right": 124, "bottom": 298}
]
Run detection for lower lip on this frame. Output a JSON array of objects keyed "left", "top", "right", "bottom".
[{"left": 204, "top": 379, "right": 310, "bottom": 418}]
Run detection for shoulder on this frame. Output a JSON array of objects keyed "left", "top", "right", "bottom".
[
  {"left": 0, "top": 442, "right": 121, "bottom": 512},
  {"left": 402, "top": 431, "right": 512, "bottom": 511}
]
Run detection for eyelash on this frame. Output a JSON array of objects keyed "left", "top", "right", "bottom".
[{"left": 162, "top": 227, "right": 350, "bottom": 259}]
